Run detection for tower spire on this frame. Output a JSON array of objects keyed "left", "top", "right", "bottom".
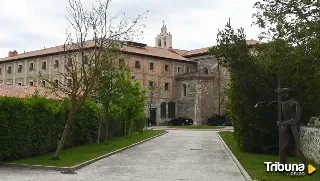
[{"left": 156, "top": 21, "right": 172, "bottom": 49}]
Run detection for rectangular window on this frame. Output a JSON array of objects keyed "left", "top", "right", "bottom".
[
  {"left": 7, "top": 66, "right": 12, "bottom": 74},
  {"left": 177, "top": 66, "right": 181, "bottom": 74},
  {"left": 149, "top": 62, "right": 154, "bottom": 71},
  {"left": 131, "top": 76, "right": 135, "bottom": 79},
  {"left": 29, "top": 81, "right": 34, "bottom": 86},
  {"left": 42, "top": 62, "right": 47, "bottom": 69},
  {"left": 18, "top": 65, "right": 22, "bottom": 73},
  {"left": 42, "top": 81, "right": 46, "bottom": 87},
  {"left": 0, "top": 67, "right": 2, "bottom": 75},
  {"left": 67, "top": 58, "right": 73, "bottom": 67},
  {"left": 18, "top": 83, "right": 22, "bottom": 86},
  {"left": 54, "top": 60, "right": 59, "bottom": 68},
  {"left": 29, "top": 63, "right": 34, "bottom": 71},
  {"left": 187, "top": 67, "right": 190, "bottom": 73},
  {"left": 82, "top": 55, "right": 88, "bottom": 64},
  {"left": 135, "top": 61, "right": 140, "bottom": 69},
  {"left": 149, "top": 81, "right": 154, "bottom": 87},
  {"left": 54, "top": 80, "right": 59, "bottom": 88},
  {"left": 67, "top": 79, "right": 72, "bottom": 87},
  {"left": 165, "top": 83, "right": 170, "bottom": 91},
  {"left": 165, "top": 64, "right": 169, "bottom": 71}
]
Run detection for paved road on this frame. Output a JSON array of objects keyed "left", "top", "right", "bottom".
[{"left": 0, "top": 130, "right": 245, "bottom": 181}]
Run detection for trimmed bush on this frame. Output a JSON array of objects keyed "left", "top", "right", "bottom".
[
  {"left": 211, "top": 24, "right": 320, "bottom": 155},
  {"left": 0, "top": 97, "right": 101, "bottom": 161}
]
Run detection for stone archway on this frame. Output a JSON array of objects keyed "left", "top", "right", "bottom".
[
  {"left": 203, "top": 67, "right": 209, "bottom": 74},
  {"left": 168, "top": 102, "right": 176, "bottom": 118},
  {"left": 160, "top": 102, "right": 167, "bottom": 118}
]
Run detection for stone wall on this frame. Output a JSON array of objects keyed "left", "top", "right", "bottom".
[
  {"left": 174, "top": 54, "right": 231, "bottom": 125},
  {"left": 176, "top": 79, "right": 197, "bottom": 122},
  {"left": 199, "top": 79, "right": 215, "bottom": 124},
  {"left": 300, "top": 126, "right": 320, "bottom": 164}
]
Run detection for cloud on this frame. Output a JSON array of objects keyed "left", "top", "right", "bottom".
[{"left": 0, "top": 0, "right": 262, "bottom": 58}]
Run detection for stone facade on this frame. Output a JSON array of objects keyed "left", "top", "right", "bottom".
[
  {"left": 174, "top": 54, "right": 230, "bottom": 124},
  {"left": 300, "top": 126, "right": 320, "bottom": 164},
  {"left": 0, "top": 24, "right": 261, "bottom": 126}
]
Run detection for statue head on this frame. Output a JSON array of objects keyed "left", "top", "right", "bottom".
[{"left": 276, "top": 88, "right": 297, "bottom": 101}]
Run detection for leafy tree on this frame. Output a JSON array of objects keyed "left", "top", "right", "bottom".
[
  {"left": 38, "top": 0, "right": 146, "bottom": 159},
  {"left": 211, "top": 0, "right": 320, "bottom": 153},
  {"left": 97, "top": 61, "right": 146, "bottom": 138},
  {"left": 114, "top": 69, "right": 146, "bottom": 137},
  {"left": 253, "top": 0, "right": 320, "bottom": 122}
]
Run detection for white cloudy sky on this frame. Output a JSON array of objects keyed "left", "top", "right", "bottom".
[{"left": 0, "top": 0, "right": 262, "bottom": 58}]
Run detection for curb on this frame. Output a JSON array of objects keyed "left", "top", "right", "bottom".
[
  {"left": 0, "top": 131, "right": 168, "bottom": 172},
  {"left": 216, "top": 132, "right": 253, "bottom": 181},
  {"left": 152, "top": 127, "right": 234, "bottom": 131}
]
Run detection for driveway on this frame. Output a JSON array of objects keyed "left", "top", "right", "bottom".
[{"left": 0, "top": 130, "right": 245, "bottom": 181}]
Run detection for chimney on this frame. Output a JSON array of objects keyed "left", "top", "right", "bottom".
[{"left": 8, "top": 50, "right": 18, "bottom": 57}]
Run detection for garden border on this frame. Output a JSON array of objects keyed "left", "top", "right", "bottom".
[
  {"left": 217, "top": 131, "right": 257, "bottom": 181},
  {"left": 0, "top": 131, "right": 168, "bottom": 172}
]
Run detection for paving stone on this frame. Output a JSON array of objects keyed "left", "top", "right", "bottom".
[{"left": 0, "top": 130, "right": 245, "bottom": 181}]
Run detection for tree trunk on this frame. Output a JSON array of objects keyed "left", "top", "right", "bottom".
[
  {"left": 53, "top": 111, "right": 75, "bottom": 159},
  {"left": 124, "top": 120, "right": 127, "bottom": 137},
  {"left": 104, "top": 119, "right": 109, "bottom": 143},
  {"left": 97, "top": 118, "right": 102, "bottom": 144},
  {"left": 104, "top": 106, "right": 110, "bottom": 143}
]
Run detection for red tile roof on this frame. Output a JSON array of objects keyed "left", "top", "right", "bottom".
[
  {"left": 0, "top": 40, "right": 189, "bottom": 62},
  {"left": 0, "top": 85, "right": 62, "bottom": 99},
  {"left": 184, "top": 47, "right": 210, "bottom": 56},
  {"left": 168, "top": 48, "right": 188, "bottom": 56},
  {"left": 182, "top": 40, "right": 265, "bottom": 57},
  {"left": 0, "top": 39, "right": 264, "bottom": 62},
  {"left": 121, "top": 46, "right": 189, "bottom": 61}
]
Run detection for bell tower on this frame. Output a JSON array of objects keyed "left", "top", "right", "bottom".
[{"left": 155, "top": 21, "right": 172, "bottom": 49}]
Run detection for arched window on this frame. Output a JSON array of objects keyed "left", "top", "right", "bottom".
[
  {"left": 183, "top": 84, "right": 187, "bottom": 97},
  {"left": 160, "top": 102, "right": 167, "bottom": 118},
  {"left": 164, "top": 38, "right": 166, "bottom": 47},
  {"left": 168, "top": 102, "right": 176, "bottom": 118},
  {"left": 158, "top": 39, "right": 161, "bottom": 46},
  {"left": 203, "top": 67, "right": 209, "bottom": 74}
]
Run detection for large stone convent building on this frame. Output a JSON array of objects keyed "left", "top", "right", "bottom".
[{"left": 0, "top": 24, "right": 260, "bottom": 125}]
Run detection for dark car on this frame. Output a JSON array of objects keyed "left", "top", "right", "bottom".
[
  {"left": 207, "top": 114, "right": 232, "bottom": 126},
  {"left": 168, "top": 117, "right": 194, "bottom": 126}
]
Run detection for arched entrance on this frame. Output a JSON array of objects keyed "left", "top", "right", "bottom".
[{"left": 168, "top": 102, "right": 176, "bottom": 118}]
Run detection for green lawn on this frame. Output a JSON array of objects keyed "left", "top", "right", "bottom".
[
  {"left": 168, "top": 125, "right": 225, "bottom": 129},
  {"left": 8, "top": 130, "right": 165, "bottom": 167},
  {"left": 219, "top": 131, "right": 320, "bottom": 181}
]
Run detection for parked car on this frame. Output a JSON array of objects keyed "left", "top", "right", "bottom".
[
  {"left": 207, "top": 114, "right": 232, "bottom": 126},
  {"left": 168, "top": 117, "right": 194, "bottom": 126}
]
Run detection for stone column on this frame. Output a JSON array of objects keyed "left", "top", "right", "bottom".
[
  {"left": 13, "top": 62, "right": 16, "bottom": 84},
  {"left": 48, "top": 57, "right": 52, "bottom": 79},
  {"left": 36, "top": 58, "right": 40, "bottom": 86},
  {"left": 194, "top": 84, "right": 199, "bottom": 125},
  {"left": 2, "top": 64, "right": 5, "bottom": 83},
  {"left": 24, "top": 60, "right": 27, "bottom": 85},
  {"left": 166, "top": 102, "right": 169, "bottom": 120}
]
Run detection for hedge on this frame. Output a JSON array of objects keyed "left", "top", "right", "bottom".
[{"left": 0, "top": 97, "right": 101, "bottom": 161}]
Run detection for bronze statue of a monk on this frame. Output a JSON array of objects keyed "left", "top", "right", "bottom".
[{"left": 255, "top": 88, "right": 307, "bottom": 168}]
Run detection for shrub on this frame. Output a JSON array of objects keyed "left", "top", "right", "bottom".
[
  {"left": 211, "top": 22, "right": 320, "bottom": 154},
  {"left": 0, "top": 97, "right": 101, "bottom": 161}
]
